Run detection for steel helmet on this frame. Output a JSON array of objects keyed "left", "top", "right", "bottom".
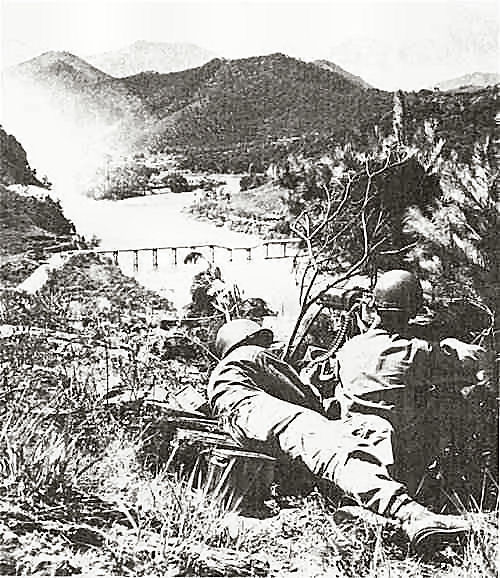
[
  {"left": 374, "top": 270, "right": 423, "bottom": 317},
  {"left": 215, "top": 319, "right": 274, "bottom": 358}
]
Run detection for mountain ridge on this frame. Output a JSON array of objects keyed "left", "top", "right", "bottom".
[
  {"left": 118, "top": 52, "right": 390, "bottom": 149},
  {"left": 312, "top": 59, "right": 373, "bottom": 89},
  {"left": 3, "top": 50, "right": 496, "bottom": 173},
  {"left": 11, "top": 50, "right": 113, "bottom": 84},
  {"left": 86, "top": 40, "right": 216, "bottom": 77},
  {"left": 434, "top": 71, "right": 499, "bottom": 91}
]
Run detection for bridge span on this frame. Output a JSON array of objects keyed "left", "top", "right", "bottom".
[
  {"left": 95, "top": 238, "right": 303, "bottom": 271},
  {"left": 95, "top": 238, "right": 305, "bottom": 337}
]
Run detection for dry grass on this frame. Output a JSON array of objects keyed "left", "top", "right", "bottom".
[{"left": 0, "top": 253, "right": 497, "bottom": 576}]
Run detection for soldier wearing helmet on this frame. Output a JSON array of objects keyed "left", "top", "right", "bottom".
[
  {"left": 210, "top": 318, "right": 323, "bottom": 423},
  {"left": 208, "top": 317, "right": 474, "bottom": 552},
  {"left": 336, "top": 269, "right": 490, "bottom": 492}
]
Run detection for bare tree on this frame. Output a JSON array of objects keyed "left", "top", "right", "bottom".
[{"left": 283, "top": 140, "right": 414, "bottom": 362}]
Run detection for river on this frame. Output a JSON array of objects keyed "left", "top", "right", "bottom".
[{"left": 54, "top": 182, "right": 302, "bottom": 338}]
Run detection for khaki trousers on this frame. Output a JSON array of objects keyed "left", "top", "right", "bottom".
[{"left": 220, "top": 391, "right": 407, "bottom": 516}]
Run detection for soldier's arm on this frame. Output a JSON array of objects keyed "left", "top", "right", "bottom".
[{"left": 426, "top": 338, "right": 492, "bottom": 391}]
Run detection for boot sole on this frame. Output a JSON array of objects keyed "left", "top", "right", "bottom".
[{"left": 410, "top": 526, "right": 469, "bottom": 555}]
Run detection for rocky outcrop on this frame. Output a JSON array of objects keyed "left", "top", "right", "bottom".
[{"left": 0, "top": 125, "right": 39, "bottom": 186}]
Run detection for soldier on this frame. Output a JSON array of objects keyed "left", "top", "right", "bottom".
[
  {"left": 208, "top": 318, "right": 473, "bottom": 553},
  {"left": 335, "top": 269, "right": 492, "bottom": 492}
]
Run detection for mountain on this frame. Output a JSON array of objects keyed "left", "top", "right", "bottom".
[
  {"left": 86, "top": 40, "right": 216, "bottom": 77},
  {"left": 312, "top": 59, "right": 372, "bottom": 89},
  {"left": 434, "top": 72, "right": 499, "bottom": 91},
  {"left": 4, "top": 51, "right": 148, "bottom": 148},
  {"left": 10, "top": 50, "right": 112, "bottom": 86},
  {"left": 121, "top": 53, "right": 392, "bottom": 150},
  {"left": 5, "top": 51, "right": 143, "bottom": 117},
  {"left": 3, "top": 50, "right": 496, "bottom": 176}
]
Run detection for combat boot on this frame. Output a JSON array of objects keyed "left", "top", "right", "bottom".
[{"left": 396, "top": 503, "right": 471, "bottom": 554}]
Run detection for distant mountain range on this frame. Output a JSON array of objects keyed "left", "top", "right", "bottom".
[
  {"left": 434, "top": 72, "right": 499, "bottom": 91},
  {"left": 4, "top": 51, "right": 389, "bottom": 149},
  {"left": 3, "top": 49, "right": 496, "bottom": 174},
  {"left": 86, "top": 40, "right": 216, "bottom": 77}
]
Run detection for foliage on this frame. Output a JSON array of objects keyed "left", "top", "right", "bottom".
[
  {"left": 87, "top": 161, "right": 161, "bottom": 199},
  {"left": 189, "top": 181, "right": 289, "bottom": 237},
  {"left": 276, "top": 136, "right": 435, "bottom": 359},
  {"left": 405, "top": 86, "right": 498, "bottom": 163},
  {"left": 0, "top": 245, "right": 497, "bottom": 577},
  {"left": 240, "top": 173, "right": 266, "bottom": 191},
  {"left": 0, "top": 185, "right": 81, "bottom": 285},
  {"left": 173, "top": 79, "right": 495, "bottom": 174},
  {"left": 404, "top": 140, "right": 499, "bottom": 329},
  {"left": 172, "top": 256, "right": 276, "bottom": 363},
  {"left": 0, "top": 186, "right": 75, "bottom": 246},
  {"left": 162, "top": 171, "right": 192, "bottom": 193},
  {"left": 198, "top": 176, "right": 227, "bottom": 192}
]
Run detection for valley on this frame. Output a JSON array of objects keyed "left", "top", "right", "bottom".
[{"left": 0, "top": 33, "right": 498, "bottom": 577}]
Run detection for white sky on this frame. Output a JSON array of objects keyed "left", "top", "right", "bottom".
[{"left": 1, "top": 0, "right": 498, "bottom": 89}]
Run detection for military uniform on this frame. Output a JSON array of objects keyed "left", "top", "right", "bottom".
[
  {"left": 336, "top": 325, "right": 488, "bottom": 490},
  {"left": 208, "top": 317, "right": 475, "bottom": 550},
  {"left": 208, "top": 344, "right": 413, "bottom": 517}
]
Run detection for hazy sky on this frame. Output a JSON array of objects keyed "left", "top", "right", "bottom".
[{"left": 1, "top": 0, "right": 498, "bottom": 89}]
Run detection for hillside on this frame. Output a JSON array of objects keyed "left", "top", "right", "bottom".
[
  {"left": 0, "top": 125, "right": 81, "bottom": 285},
  {"left": 86, "top": 40, "right": 216, "bottom": 77},
  {"left": 0, "top": 185, "right": 80, "bottom": 285},
  {"left": 126, "top": 53, "right": 392, "bottom": 150},
  {"left": 3, "top": 51, "right": 497, "bottom": 174},
  {"left": 0, "top": 125, "right": 39, "bottom": 186},
  {"left": 404, "top": 86, "right": 498, "bottom": 161}
]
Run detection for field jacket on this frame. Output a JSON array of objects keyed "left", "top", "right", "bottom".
[
  {"left": 208, "top": 344, "right": 323, "bottom": 419},
  {"left": 336, "top": 328, "right": 486, "bottom": 425}
]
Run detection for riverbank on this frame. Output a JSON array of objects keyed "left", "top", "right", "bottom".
[
  {"left": 34, "top": 182, "right": 301, "bottom": 338},
  {"left": 188, "top": 180, "right": 291, "bottom": 238}
]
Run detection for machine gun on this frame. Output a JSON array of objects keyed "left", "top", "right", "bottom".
[
  {"left": 297, "top": 286, "right": 374, "bottom": 403},
  {"left": 299, "top": 287, "right": 496, "bottom": 402}
]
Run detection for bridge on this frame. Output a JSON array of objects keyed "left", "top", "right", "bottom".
[
  {"left": 15, "top": 237, "right": 305, "bottom": 340},
  {"left": 95, "top": 238, "right": 303, "bottom": 271},
  {"left": 92, "top": 238, "right": 305, "bottom": 334}
]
